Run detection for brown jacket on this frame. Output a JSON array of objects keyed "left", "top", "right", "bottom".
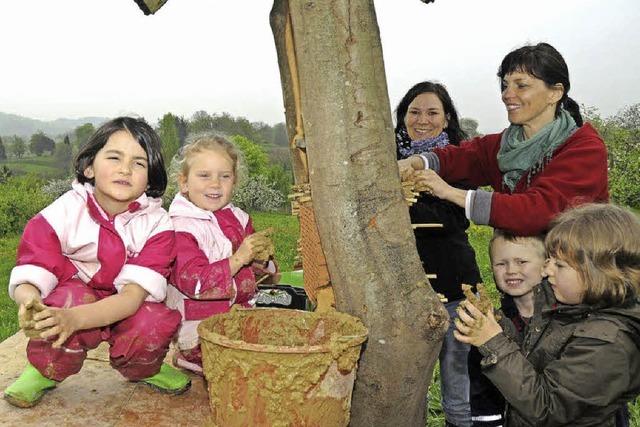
[{"left": 479, "top": 281, "right": 640, "bottom": 426}]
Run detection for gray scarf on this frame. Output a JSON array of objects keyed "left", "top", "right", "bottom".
[{"left": 497, "top": 109, "right": 577, "bottom": 191}]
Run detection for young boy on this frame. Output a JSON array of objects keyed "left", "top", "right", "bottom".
[
  {"left": 467, "top": 229, "right": 546, "bottom": 426},
  {"left": 489, "top": 230, "right": 546, "bottom": 334}
]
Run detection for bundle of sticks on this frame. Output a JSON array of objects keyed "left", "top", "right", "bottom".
[
  {"left": 401, "top": 173, "right": 430, "bottom": 206},
  {"left": 288, "top": 183, "right": 312, "bottom": 217}
]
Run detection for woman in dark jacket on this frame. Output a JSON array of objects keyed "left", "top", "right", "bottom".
[{"left": 395, "top": 81, "right": 484, "bottom": 427}]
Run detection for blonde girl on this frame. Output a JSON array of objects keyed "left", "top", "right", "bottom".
[{"left": 166, "top": 134, "right": 277, "bottom": 374}]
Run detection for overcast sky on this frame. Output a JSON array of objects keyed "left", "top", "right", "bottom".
[{"left": 0, "top": 0, "right": 638, "bottom": 133}]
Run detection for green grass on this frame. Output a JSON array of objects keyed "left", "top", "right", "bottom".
[
  {"left": 251, "top": 211, "right": 299, "bottom": 272},
  {"left": 0, "top": 235, "right": 20, "bottom": 342},
  {"left": 0, "top": 155, "right": 68, "bottom": 179}
]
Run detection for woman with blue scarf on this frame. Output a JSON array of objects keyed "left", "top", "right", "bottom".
[
  {"left": 396, "top": 82, "right": 495, "bottom": 427},
  {"left": 399, "top": 43, "right": 609, "bottom": 237}
]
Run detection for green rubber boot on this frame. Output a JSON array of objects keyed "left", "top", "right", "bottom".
[
  {"left": 140, "top": 362, "right": 191, "bottom": 395},
  {"left": 4, "top": 364, "right": 58, "bottom": 408}
]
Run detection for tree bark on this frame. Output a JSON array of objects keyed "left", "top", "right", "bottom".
[{"left": 271, "top": 1, "right": 449, "bottom": 425}]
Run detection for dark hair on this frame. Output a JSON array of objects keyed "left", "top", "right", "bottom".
[
  {"left": 497, "top": 42, "right": 583, "bottom": 127},
  {"left": 394, "top": 81, "right": 468, "bottom": 145},
  {"left": 74, "top": 117, "right": 167, "bottom": 198}
]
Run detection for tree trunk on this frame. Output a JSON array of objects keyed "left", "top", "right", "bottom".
[{"left": 271, "top": 1, "right": 449, "bottom": 425}]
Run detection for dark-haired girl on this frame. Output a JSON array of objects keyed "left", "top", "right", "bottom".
[
  {"left": 4, "top": 117, "right": 190, "bottom": 408},
  {"left": 399, "top": 43, "right": 608, "bottom": 236},
  {"left": 395, "top": 82, "right": 487, "bottom": 427}
]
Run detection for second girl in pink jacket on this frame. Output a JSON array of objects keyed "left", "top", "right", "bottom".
[{"left": 166, "top": 134, "right": 277, "bottom": 374}]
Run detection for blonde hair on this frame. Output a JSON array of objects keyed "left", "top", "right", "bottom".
[
  {"left": 173, "top": 133, "right": 241, "bottom": 182},
  {"left": 545, "top": 203, "right": 640, "bottom": 306},
  {"left": 489, "top": 229, "right": 546, "bottom": 262}
]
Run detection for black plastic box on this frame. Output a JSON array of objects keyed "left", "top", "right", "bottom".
[{"left": 255, "top": 285, "right": 308, "bottom": 311}]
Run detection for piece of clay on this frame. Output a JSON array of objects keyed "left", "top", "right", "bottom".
[
  {"left": 21, "top": 300, "right": 50, "bottom": 339},
  {"left": 461, "top": 283, "right": 501, "bottom": 321},
  {"left": 253, "top": 227, "right": 275, "bottom": 263}
]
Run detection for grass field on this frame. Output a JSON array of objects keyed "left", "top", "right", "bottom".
[
  {"left": 0, "top": 155, "right": 68, "bottom": 179},
  {"left": 0, "top": 214, "right": 637, "bottom": 425}
]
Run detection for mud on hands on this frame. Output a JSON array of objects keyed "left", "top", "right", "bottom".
[
  {"left": 454, "top": 284, "right": 503, "bottom": 347},
  {"left": 19, "top": 300, "right": 52, "bottom": 339}
]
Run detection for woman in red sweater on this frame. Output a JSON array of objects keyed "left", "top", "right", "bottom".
[{"left": 399, "top": 42, "right": 608, "bottom": 236}]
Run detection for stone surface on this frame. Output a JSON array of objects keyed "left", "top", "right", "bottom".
[{"left": 0, "top": 332, "right": 211, "bottom": 426}]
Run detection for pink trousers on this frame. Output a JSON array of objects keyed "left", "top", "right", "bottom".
[{"left": 27, "top": 279, "right": 181, "bottom": 382}]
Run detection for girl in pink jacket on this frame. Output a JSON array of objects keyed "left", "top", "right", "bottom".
[
  {"left": 4, "top": 117, "right": 190, "bottom": 408},
  {"left": 166, "top": 134, "right": 277, "bottom": 374}
]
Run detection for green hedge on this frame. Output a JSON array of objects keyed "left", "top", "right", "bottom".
[{"left": 0, "top": 175, "right": 52, "bottom": 237}]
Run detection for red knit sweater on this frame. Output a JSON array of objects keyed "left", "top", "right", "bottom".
[{"left": 433, "top": 123, "right": 609, "bottom": 235}]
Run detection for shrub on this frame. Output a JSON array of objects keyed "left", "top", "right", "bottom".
[
  {"left": 0, "top": 175, "right": 53, "bottom": 237},
  {"left": 42, "top": 177, "right": 73, "bottom": 200},
  {"left": 233, "top": 175, "right": 286, "bottom": 212}
]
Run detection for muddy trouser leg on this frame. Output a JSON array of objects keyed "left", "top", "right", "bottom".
[
  {"left": 440, "top": 300, "right": 472, "bottom": 427},
  {"left": 27, "top": 279, "right": 104, "bottom": 382},
  {"left": 108, "top": 302, "right": 181, "bottom": 381}
]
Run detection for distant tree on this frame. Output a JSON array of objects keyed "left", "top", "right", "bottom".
[
  {"left": 54, "top": 139, "right": 73, "bottom": 172},
  {"left": 158, "top": 113, "right": 181, "bottom": 165},
  {"left": 0, "top": 136, "right": 6, "bottom": 160},
  {"left": 584, "top": 104, "right": 640, "bottom": 208},
  {"left": 266, "top": 163, "right": 293, "bottom": 199},
  {"left": 29, "top": 131, "right": 56, "bottom": 156},
  {"left": 231, "top": 135, "right": 269, "bottom": 177},
  {"left": 612, "top": 103, "right": 640, "bottom": 136},
  {"left": 272, "top": 122, "right": 289, "bottom": 146},
  {"left": 254, "top": 121, "right": 274, "bottom": 145},
  {"left": 189, "top": 111, "right": 215, "bottom": 134},
  {"left": 460, "top": 117, "right": 481, "bottom": 138},
  {"left": 175, "top": 116, "right": 189, "bottom": 147},
  {"left": 10, "top": 136, "right": 26, "bottom": 159},
  {"left": 63, "top": 135, "right": 71, "bottom": 145},
  {"left": 74, "top": 123, "right": 95, "bottom": 150},
  {"left": 188, "top": 111, "right": 277, "bottom": 146}
]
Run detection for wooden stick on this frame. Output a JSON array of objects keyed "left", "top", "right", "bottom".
[
  {"left": 412, "top": 223, "right": 443, "bottom": 229},
  {"left": 256, "top": 274, "right": 271, "bottom": 285}
]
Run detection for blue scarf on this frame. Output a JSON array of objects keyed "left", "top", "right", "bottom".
[{"left": 396, "top": 127, "right": 449, "bottom": 159}]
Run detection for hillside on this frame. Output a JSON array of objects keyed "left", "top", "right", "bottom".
[{"left": 0, "top": 112, "right": 109, "bottom": 137}]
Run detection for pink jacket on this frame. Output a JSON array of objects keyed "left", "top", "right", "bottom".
[
  {"left": 9, "top": 181, "right": 175, "bottom": 302},
  {"left": 166, "top": 193, "right": 259, "bottom": 323}
]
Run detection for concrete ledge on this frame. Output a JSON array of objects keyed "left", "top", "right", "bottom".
[{"left": 0, "top": 332, "right": 211, "bottom": 426}]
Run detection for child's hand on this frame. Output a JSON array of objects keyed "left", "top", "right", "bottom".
[
  {"left": 453, "top": 300, "right": 503, "bottom": 347},
  {"left": 32, "top": 306, "right": 82, "bottom": 348},
  {"left": 18, "top": 299, "right": 48, "bottom": 339},
  {"left": 253, "top": 262, "right": 281, "bottom": 285},
  {"left": 234, "top": 234, "right": 272, "bottom": 266}
]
